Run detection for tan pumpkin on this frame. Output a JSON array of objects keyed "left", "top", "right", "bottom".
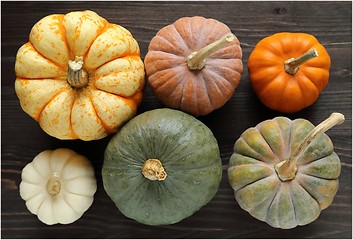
[
  {"left": 15, "top": 10, "right": 145, "bottom": 140},
  {"left": 228, "top": 113, "right": 345, "bottom": 229},
  {"left": 144, "top": 16, "right": 243, "bottom": 116}
]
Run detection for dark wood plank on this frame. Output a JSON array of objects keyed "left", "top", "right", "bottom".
[{"left": 2, "top": 1, "right": 352, "bottom": 238}]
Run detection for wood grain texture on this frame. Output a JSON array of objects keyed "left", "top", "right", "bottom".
[{"left": 1, "top": 1, "right": 351, "bottom": 238}]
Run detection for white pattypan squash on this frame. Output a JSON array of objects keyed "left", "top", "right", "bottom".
[{"left": 19, "top": 148, "right": 97, "bottom": 225}]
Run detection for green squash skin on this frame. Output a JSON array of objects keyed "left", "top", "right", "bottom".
[
  {"left": 228, "top": 117, "right": 341, "bottom": 229},
  {"left": 102, "top": 108, "right": 222, "bottom": 225}
]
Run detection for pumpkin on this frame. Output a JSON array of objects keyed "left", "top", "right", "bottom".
[
  {"left": 144, "top": 16, "right": 243, "bottom": 116},
  {"left": 102, "top": 108, "right": 222, "bottom": 225},
  {"left": 228, "top": 112, "right": 344, "bottom": 229},
  {"left": 248, "top": 32, "right": 331, "bottom": 113},
  {"left": 14, "top": 10, "right": 145, "bottom": 140},
  {"left": 19, "top": 148, "right": 97, "bottom": 225}
]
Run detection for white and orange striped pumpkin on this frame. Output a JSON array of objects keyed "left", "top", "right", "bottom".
[{"left": 15, "top": 10, "right": 145, "bottom": 140}]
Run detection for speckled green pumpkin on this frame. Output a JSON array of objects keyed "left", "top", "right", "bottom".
[
  {"left": 228, "top": 116, "right": 341, "bottom": 229},
  {"left": 102, "top": 108, "right": 222, "bottom": 225}
]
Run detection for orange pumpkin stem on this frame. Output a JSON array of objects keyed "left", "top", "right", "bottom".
[
  {"left": 284, "top": 48, "right": 319, "bottom": 74},
  {"left": 187, "top": 33, "right": 235, "bottom": 70},
  {"left": 67, "top": 56, "right": 89, "bottom": 88},
  {"left": 142, "top": 159, "right": 167, "bottom": 181},
  {"left": 275, "top": 112, "right": 345, "bottom": 181}
]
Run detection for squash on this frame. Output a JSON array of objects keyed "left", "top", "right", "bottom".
[
  {"left": 102, "top": 108, "right": 222, "bottom": 225},
  {"left": 144, "top": 16, "right": 243, "bottom": 116},
  {"left": 248, "top": 32, "right": 331, "bottom": 113},
  {"left": 228, "top": 113, "right": 344, "bottom": 229},
  {"left": 19, "top": 148, "right": 97, "bottom": 225},
  {"left": 14, "top": 10, "right": 145, "bottom": 140}
]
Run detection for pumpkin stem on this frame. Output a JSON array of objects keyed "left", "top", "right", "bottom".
[
  {"left": 284, "top": 49, "right": 319, "bottom": 74},
  {"left": 187, "top": 33, "right": 235, "bottom": 70},
  {"left": 142, "top": 159, "right": 167, "bottom": 181},
  {"left": 275, "top": 112, "right": 345, "bottom": 181},
  {"left": 46, "top": 173, "right": 61, "bottom": 196},
  {"left": 67, "top": 56, "right": 89, "bottom": 88}
]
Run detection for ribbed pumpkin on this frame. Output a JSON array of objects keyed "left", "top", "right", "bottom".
[
  {"left": 14, "top": 10, "right": 145, "bottom": 140},
  {"left": 19, "top": 148, "right": 97, "bottom": 225},
  {"left": 144, "top": 16, "right": 243, "bottom": 116},
  {"left": 102, "top": 108, "right": 222, "bottom": 225},
  {"left": 228, "top": 113, "right": 344, "bottom": 229},
  {"left": 248, "top": 32, "right": 331, "bottom": 113}
]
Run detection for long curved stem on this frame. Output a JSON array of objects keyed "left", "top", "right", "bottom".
[
  {"left": 275, "top": 113, "right": 345, "bottom": 181},
  {"left": 284, "top": 49, "right": 319, "bottom": 74},
  {"left": 187, "top": 33, "right": 235, "bottom": 70}
]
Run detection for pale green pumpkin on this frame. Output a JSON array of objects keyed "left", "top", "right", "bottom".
[
  {"left": 228, "top": 113, "right": 344, "bottom": 229},
  {"left": 102, "top": 108, "right": 222, "bottom": 225}
]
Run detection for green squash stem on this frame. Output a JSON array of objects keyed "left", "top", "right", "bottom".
[
  {"left": 187, "top": 33, "right": 235, "bottom": 70},
  {"left": 284, "top": 48, "right": 319, "bottom": 75},
  {"left": 275, "top": 112, "right": 345, "bottom": 181},
  {"left": 142, "top": 159, "right": 167, "bottom": 181}
]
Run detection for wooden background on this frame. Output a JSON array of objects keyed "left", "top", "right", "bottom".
[{"left": 1, "top": 1, "right": 352, "bottom": 239}]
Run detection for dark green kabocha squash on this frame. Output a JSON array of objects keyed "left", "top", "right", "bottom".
[{"left": 102, "top": 108, "right": 222, "bottom": 225}]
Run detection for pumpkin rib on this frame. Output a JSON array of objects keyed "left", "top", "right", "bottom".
[
  {"left": 23, "top": 45, "right": 69, "bottom": 74},
  {"left": 150, "top": 68, "right": 184, "bottom": 99},
  {"left": 230, "top": 153, "right": 272, "bottom": 167},
  {"left": 299, "top": 170, "right": 338, "bottom": 182},
  {"left": 37, "top": 86, "right": 73, "bottom": 121},
  {"left": 29, "top": 159, "right": 50, "bottom": 180},
  {"left": 67, "top": 91, "right": 80, "bottom": 139},
  {"left": 49, "top": 150, "right": 75, "bottom": 175},
  {"left": 236, "top": 175, "right": 279, "bottom": 211},
  {"left": 254, "top": 126, "right": 281, "bottom": 163},
  {"left": 65, "top": 17, "right": 110, "bottom": 61},
  {"left": 228, "top": 164, "right": 276, "bottom": 191},
  {"left": 264, "top": 182, "right": 283, "bottom": 228},
  {"left": 61, "top": 194, "right": 81, "bottom": 215},
  {"left": 197, "top": 75, "right": 213, "bottom": 114},
  {"left": 29, "top": 14, "right": 71, "bottom": 68},
  {"left": 287, "top": 182, "right": 300, "bottom": 226},
  {"left": 296, "top": 74, "right": 319, "bottom": 108},
  {"left": 192, "top": 17, "right": 207, "bottom": 51},
  {"left": 257, "top": 120, "right": 287, "bottom": 160},
  {"left": 207, "top": 60, "right": 242, "bottom": 87},
  {"left": 85, "top": 93, "right": 115, "bottom": 134},
  {"left": 157, "top": 27, "right": 188, "bottom": 56},
  {"left": 235, "top": 138, "right": 272, "bottom": 164},
  {"left": 273, "top": 117, "right": 293, "bottom": 160},
  {"left": 170, "top": 24, "right": 190, "bottom": 54},
  {"left": 201, "top": 70, "right": 227, "bottom": 109},
  {"left": 297, "top": 173, "right": 336, "bottom": 199},
  {"left": 146, "top": 52, "right": 185, "bottom": 74},
  {"left": 35, "top": 194, "right": 48, "bottom": 215},
  {"left": 205, "top": 65, "right": 238, "bottom": 92},
  {"left": 15, "top": 43, "right": 68, "bottom": 78},
  {"left": 290, "top": 180, "right": 321, "bottom": 225},
  {"left": 240, "top": 132, "right": 277, "bottom": 164},
  {"left": 175, "top": 72, "right": 188, "bottom": 110},
  {"left": 20, "top": 184, "right": 45, "bottom": 201}
]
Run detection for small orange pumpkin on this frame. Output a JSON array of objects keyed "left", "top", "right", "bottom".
[
  {"left": 248, "top": 32, "right": 331, "bottom": 113},
  {"left": 144, "top": 16, "right": 243, "bottom": 116}
]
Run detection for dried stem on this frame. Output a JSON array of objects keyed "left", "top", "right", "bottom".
[
  {"left": 187, "top": 33, "right": 235, "bottom": 70},
  {"left": 275, "top": 113, "right": 345, "bottom": 181}
]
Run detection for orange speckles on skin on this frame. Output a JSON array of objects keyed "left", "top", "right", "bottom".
[{"left": 15, "top": 11, "right": 145, "bottom": 140}]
